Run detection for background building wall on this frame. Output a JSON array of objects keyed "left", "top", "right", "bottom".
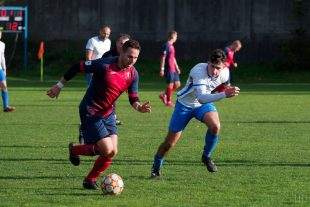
[{"left": 4, "top": 0, "right": 310, "bottom": 62}]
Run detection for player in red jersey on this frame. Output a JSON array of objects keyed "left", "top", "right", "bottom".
[
  {"left": 159, "top": 31, "right": 181, "bottom": 107},
  {"left": 47, "top": 40, "right": 151, "bottom": 189},
  {"left": 224, "top": 40, "right": 242, "bottom": 83}
]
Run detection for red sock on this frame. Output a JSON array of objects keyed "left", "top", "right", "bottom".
[
  {"left": 86, "top": 156, "right": 112, "bottom": 181},
  {"left": 165, "top": 85, "right": 173, "bottom": 103},
  {"left": 71, "top": 144, "right": 100, "bottom": 156}
]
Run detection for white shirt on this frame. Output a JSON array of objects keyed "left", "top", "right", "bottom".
[
  {"left": 177, "top": 63, "right": 229, "bottom": 108},
  {"left": 0, "top": 41, "right": 6, "bottom": 71},
  {"left": 85, "top": 36, "right": 111, "bottom": 60}
]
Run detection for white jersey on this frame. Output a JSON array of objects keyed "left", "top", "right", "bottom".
[
  {"left": 85, "top": 36, "right": 111, "bottom": 60},
  {"left": 0, "top": 41, "right": 6, "bottom": 70},
  {"left": 177, "top": 63, "right": 229, "bottom": 108}
]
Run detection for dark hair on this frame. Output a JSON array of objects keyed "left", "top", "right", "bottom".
[
  {"left": 122, "top": 39, "right": 141, "bottom": 51},
  {"left": 118, "top": 33, "right": 131, "bottom": 41},
  {"left": 168, "top": 30, "right": 177, "bottom": 40},
  {"left": 209, "top": 49, "right": 226, "bottom": 64}
]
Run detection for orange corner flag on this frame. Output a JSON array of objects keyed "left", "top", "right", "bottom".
[{"left": 37, "top": 41, "right": 45, "bottom": 60}]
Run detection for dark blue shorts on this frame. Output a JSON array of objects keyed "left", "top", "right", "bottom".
[
  {"left": 165, "top": 71, "right": 180, "bottom": 84},
  {"left": 0, "top": 69, "right": 6, "bottom": 81},
  {"left": 79, "top": 110, "right": 117, "bottom": 144}
]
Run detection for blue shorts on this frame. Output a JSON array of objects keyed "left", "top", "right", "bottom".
[
  {"left": 0, "top": 69, "right": 6, "bottom": 81},
  {"left": 79, "top": 110, "right": 117, "bottom": 144},
  {"left": 165, "top": 71, "right": 180, "bottom": 84},
  {"left": 169, "top": 101, "right": 217, "bottom": 133}
]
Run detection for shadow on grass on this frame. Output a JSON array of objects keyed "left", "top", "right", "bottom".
[{"left": 0, "top": 156, "right": 309, "bottom": 168}]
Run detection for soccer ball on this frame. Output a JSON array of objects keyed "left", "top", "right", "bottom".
[{"left": 101, "top": 173, "right": 124, "bottom": 195}]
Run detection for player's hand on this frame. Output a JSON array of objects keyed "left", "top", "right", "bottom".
[
  {"left": 176, "top": 67, "right": 181, "bottom": 74},
  {"left": 139, "top": 101, "right": 151, "bottom": 113},
  {"left": 46, "top": 84, "right": 61, "bottom": 98},
  {"left": 233, "top": 63, "right": 238, "bottom": 68},
  {"left": 159, "top": 70, "right": 164, "bottom": 77},
  {"left": 224, "top": 86, "right": 240, "bottom": 98}
]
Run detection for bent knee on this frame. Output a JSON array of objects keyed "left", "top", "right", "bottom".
[
  {"left": 209, "top": 124, "right": 221, "bottom": 135},
  {"left": 105, "top": 149, "right": 117, "bottom": 158}
]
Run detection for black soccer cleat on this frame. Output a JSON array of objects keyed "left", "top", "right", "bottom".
[
  {"left": 69, "top": 142, "right": 80, "bottom": 166},
  {"left": 201, "top": 155, "right": 218, "bottom": 173},
  {"left": 83, "top": 179, "right": 99, "bottom": 190},
  {"left": 150, "top": 166, "right": 161, "bottom": 179}
]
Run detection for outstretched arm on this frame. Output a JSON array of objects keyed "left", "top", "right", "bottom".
[{"left": 46, "top": 62, "right": 82, "bottom": 99}]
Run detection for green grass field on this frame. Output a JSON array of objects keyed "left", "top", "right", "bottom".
[{"left": 0, "top": 78, "right": 309, "bottom": 206}]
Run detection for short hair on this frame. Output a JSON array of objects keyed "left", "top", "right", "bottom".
[
  {"left": 232, "top": 40, "right": 242, "bottom": 47},
  {"left": 117, "top": 33, "right": 131, "bottom": 41},
  {"left": 122, "top": 39, "right": 141, "bottom": 51},
  {"left": 209, "top": 49, "right": 226, "bottom": 64},
  {"left": 168, "top": 30, "right": 177, "bottom": 40}
]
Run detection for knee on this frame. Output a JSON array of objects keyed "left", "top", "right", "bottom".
[
  {"left": 0, "top": 83, "right": 6, "bottom": 90},
  {"left": 209, "top": 123, "right": 221, "bottom": 135},
  {"left": 105, "top": 149, "right": 117, "bottom": 159}
]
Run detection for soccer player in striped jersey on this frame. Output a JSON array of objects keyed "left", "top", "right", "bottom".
[
  {"left": 47, "top": 40, "right": 151, "bottom": 189},
  {"left": 151, "top": 49, "right": 240, "bottom": 177}
]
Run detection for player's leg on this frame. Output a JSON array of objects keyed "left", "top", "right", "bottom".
[
  {"left": 194, "top": 103, "right": 220, "bottom": 172},
  {"left": 0, "top": 70, "right": 15, "bottom": 112},
  {"left": 83, "top": 135, "right": 117, "bottom": 189},
  {"left": 151, "top": 101, "right": 193, "bottom": 177}
]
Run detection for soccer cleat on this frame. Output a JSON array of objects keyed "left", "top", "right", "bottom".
[
  {"left": 159, "top": 92, "right": 167, "bottom": 105},
  {"left": 83, "top": 179, "right": 99, "bottom": 190},
  {"left": 69, "top": 142, "right": 80, "bottom": 166},
  {"left": 116, "top": 119, "right": 123, "bottom": 125},
  {"left": 3, "top": 106, "right": 15, "bottom": 112},
  {"left": 201, "top": 155, "right": 218, "bottom": 173},
  {"left": 150, "top": 166, "right": 161, "bottom": 179}
]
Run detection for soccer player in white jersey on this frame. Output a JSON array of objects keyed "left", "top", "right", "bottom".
[
  {"left": 151, "top": 49, "right": 240, "bottom": 177},
  {"left": 0, "top": 31, "right": 15, "bottom": 112},
  {"left": 85, "top": 26, "right": 111, "bottom": 85}
]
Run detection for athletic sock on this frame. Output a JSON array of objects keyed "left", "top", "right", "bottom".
[
  {"left": 71, "top": 144, "right": 100, "bottom": 156},
  {"left": 203, "top": 130, "right": 219, "bottom": 158},
  {"left": 165, "top": 85, "right": 173, "bottom": 103},
  {"left": 152, "top": 154, "right": 164, "bottom": 171},
  {"left": 86, "top": 156, "right": 112, "bottom": 181},
  {"left": 1, "top": 90, "right": 9, "bottom": 109}
]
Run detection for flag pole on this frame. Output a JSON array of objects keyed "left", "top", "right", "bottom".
[{"left": 40, "top": 56, "right": 44, "bottom": 82}]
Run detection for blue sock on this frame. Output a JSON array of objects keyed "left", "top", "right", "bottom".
[
  {"left": 152, "top": 154, "right": 164, "bottom": 171},
  {"left": 1, "top": 90, "right": 9, "bottom": 109},
  {"left": 203, "top": 130, "right": 219, "bottom": 158}
]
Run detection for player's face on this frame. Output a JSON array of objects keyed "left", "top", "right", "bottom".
[
  {"left": 100, "top": 27, "right": 111, "bottom": 39},
  {"left": 208, "top": 62, "right": 225, "bottom": 77},
  {"left": 120, "top": 48, "right": 140, "bottom": 68}
]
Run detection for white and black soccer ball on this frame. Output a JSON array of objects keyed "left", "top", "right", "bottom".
[{"left": 101, "top": 173, "right": 124, "bottom": 195}]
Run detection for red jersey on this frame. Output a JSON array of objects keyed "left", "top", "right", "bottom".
[
  {"left": 161, "top": 42, "right": 176, "bottom": 72},
  {"left": 224, "top": 47, "right": 235, "bottom": 69}
]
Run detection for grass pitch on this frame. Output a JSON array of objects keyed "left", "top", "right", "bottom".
[{"left": 0, "top": 79, "right": 309, "bottom": 206}]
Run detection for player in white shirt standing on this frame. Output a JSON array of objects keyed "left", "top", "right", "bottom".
[
  {"left": 85, "top": 26, "right": 111, "bottom": 85},
  {"left": 150, "top": 49, "right": 240, "bottom": 177},
  {"left": 0, "top": 30, "right": 15, "bottom": 112}
]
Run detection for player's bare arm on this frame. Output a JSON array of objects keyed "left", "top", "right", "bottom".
[{"left": 159, "top": 55, "right": 165, "bottom": 77}]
